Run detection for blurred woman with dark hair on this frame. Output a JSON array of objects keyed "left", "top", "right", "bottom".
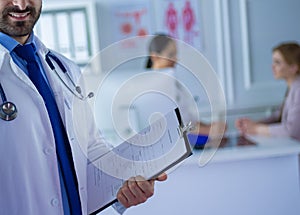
[{"left": 144, "top": 34, "right": 225, "bottom": 136}]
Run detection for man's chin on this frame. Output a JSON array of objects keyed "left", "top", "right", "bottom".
[{"left": 3, "top": 26, "right": 32, "bottom": 38}]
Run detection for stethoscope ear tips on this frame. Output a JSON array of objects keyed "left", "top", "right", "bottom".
[{"left": 0, "top": 102, "right": 17, "bottom": 121}]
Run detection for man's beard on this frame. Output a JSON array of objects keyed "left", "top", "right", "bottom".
[{"left": 0, "top": 5, "right": 41, "bottom": 37}]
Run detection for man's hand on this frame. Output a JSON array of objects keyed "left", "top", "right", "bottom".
[{"left": 117, "top": 173, "right": 167, "bottom": 208}]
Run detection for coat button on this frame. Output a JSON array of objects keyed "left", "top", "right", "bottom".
[
  {"left": 44, "top": 148, "right": 53, "bottom": 155},
  {"left": 51, "top": 198, "right": 59, "bottom": 207}
]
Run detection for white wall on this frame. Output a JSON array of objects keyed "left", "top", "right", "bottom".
[{"left": 227, "top": 0, "right": 300, "bottom": 107}]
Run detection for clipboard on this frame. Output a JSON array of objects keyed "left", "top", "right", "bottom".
[{"left": 87, "top": 108, "right": 192, "bottom": 215}]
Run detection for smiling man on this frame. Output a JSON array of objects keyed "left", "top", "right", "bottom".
[{"left": 0, "top": 0, "right": 166, "bottom": 214}]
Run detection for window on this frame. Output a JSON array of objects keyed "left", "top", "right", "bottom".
[{"left": 35, "top": 1, "right": 99, "bottom": 67}]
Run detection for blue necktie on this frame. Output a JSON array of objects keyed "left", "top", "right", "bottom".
[{"left": 14, "top": 44, "right": 82, "bottom": 215}]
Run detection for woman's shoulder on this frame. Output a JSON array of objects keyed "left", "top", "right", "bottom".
[
  {"left": 291, "top": 77, "right": 300, "bottom": 91},
  {"left": 289, "top": 77, "right": 300, "bottom": 102}
]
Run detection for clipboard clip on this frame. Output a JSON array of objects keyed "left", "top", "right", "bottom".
[{"left": 178, "top": 121, "right": 193, "bottom": 138}]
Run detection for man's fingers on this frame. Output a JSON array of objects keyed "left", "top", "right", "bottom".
[
  {"left": 117, "top": 190, "right": 130, "bottom": 208},
  {"left": 134, "top": 176, "right": 154, "bottom": 198},
  {"left": 156, "top": 173, "right": 168, "bottom": 181},
  {"left": 117, "top": 174, "right": 167, "bottom": 208},
  {"left": 128, "top": 177, "right": 150, "bottom": 199}
]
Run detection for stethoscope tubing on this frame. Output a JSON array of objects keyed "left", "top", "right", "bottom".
[
  {"left": 46, "top": 51, "right": 85, "bottom": 100},
  {"left": 0, "top": 51, "right": 93, "bottom": 121},
  {"left": 0, "top": 82, "right": 7, "bottom": 102}
]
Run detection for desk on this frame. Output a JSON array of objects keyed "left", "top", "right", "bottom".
[{"left": 99, "top": 136, "right": 300, "bottom": 215}]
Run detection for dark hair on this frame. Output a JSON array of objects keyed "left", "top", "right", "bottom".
[
  {"left": 273, "top": 42, "right": 300, "bottom": 74},
  {"left": 146, "top": 34, "right": 174, "bottom": 69}
]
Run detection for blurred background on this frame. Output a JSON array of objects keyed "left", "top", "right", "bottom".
[
  {"left": 35, "top": 1, "right": 300, "bottom": 215},
  {"left": 36, "top": 0, "right": 300, "bottom": 140}
]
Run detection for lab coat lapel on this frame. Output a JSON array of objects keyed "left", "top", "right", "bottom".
[{"left": 0, "top": 44, "right": 38, "bottom": 91}]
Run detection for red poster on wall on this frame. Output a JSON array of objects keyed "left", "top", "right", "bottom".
[
  {"left": 113, "top": 2, "right": 151, "bottom": 48},
  {"left": 160, "top": 0, "right": 203, "bottom": 51}
]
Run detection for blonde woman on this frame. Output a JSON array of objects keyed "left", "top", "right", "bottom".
[{"left": 235, "top": 42, "right": 300, "bottom": 141}]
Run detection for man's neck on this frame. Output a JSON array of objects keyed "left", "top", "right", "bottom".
[{"left": 12, "top": 35, "right": 30, "bottom": 45}]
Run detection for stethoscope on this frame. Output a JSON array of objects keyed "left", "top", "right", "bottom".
[
  {"left": 0, "top": 83, "right": 17, "bottom": 121},
  {"left": 0, "top": 51, "right": 94, "bottom": 121},
  {"left": 45, "top": 51, "right": 94, "bottom": 100}
]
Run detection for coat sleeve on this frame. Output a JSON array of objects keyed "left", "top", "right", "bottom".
[
  {"left": 258, "top": 107, "right": 281, "bottom": 124},
  {"left": 175, "top": 81, "right": 199, "bottom": 125},
  {"left": 68, "top": 60, "right": 127, "bottom": 214},
  {"left": 268, "top": 85, "right": 300, "bottom": 141}
]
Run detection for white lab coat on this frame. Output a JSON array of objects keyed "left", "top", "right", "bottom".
[{"left": 0, "top": 37, "right": 109, "bottom": 214}]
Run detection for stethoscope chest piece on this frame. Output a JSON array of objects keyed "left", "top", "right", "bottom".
[{"left": 0, "top": 101, "right": 17, "bottom": 121}]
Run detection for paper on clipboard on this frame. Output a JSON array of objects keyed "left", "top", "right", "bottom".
[{"left": 87, "top": 108, "right": 192, "bottom": 215}]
